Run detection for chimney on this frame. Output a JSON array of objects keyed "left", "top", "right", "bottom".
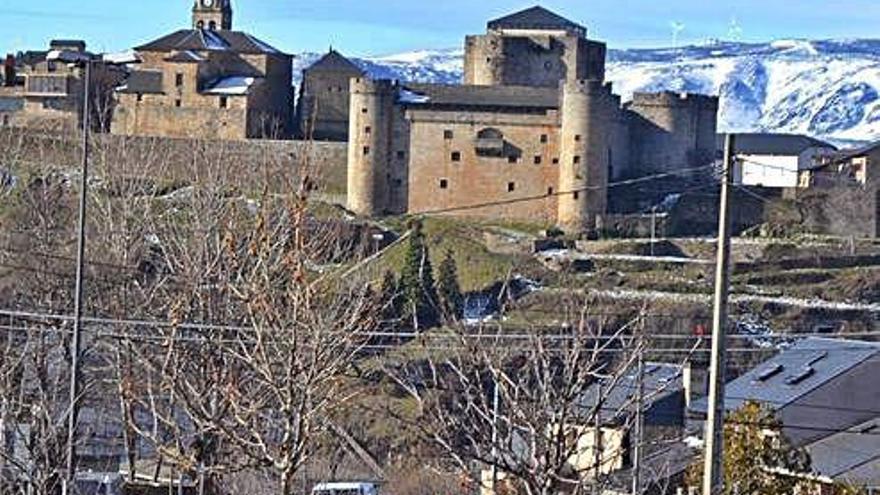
[
  {"left": 682, "top": 361, "right": 708, "bottom": 409},
  {"left": 3, "top": 54, "right": 15, "bottom": 87}
]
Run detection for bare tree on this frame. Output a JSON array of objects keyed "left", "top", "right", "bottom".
[{"left": 381, "top": 303, "right": 651, "bottom": 495}]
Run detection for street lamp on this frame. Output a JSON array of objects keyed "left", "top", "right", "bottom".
[{"left": 46, "top": 48, "right": 138, "bottom": 495}]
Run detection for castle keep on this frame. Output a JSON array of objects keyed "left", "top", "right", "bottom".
[
  {"left": 347, "top": 7, "right": 719, "bottom": 233},
  {"left": 111, "top": 1, "right": 293, "bottom": 140}
]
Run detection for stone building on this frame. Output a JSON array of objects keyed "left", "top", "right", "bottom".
[
  {"left": 0, "top": 40, "right": 121, "bottom": 132},
  {"left": 347, "top": 7, "right": 718, "bottom": 233},
  {"left": 111, "top": 0, "right": 293, "bottom": 140},
  {"left": 297, "top": 49, "right": 364, "bottom": 141}
]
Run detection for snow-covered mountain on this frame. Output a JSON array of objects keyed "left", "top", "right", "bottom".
[{"left": 293, "top": 39, "right": 880, "bottom": 145}]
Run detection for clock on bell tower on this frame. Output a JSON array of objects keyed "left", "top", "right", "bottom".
[{"left": 192, "top": 0, "right": 232, "bottom": 31}]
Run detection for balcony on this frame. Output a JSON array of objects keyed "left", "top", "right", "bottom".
[{"left": 24, "top": 74, "right": 72, "bottom": 97}]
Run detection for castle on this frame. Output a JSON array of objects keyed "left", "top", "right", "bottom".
[
  {"left": 347, "top": 7, "right": 718, "bottom": 233},
  {"left": 111, "top": 0, "right": 294, "bottom": 140}
]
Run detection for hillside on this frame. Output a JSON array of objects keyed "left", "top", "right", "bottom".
[{"left": 293, "top": 39, "right": 880, "bottom": 146}]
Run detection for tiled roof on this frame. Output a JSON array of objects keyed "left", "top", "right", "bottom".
[
  {"left": 487, "top": 6, "right": 585, "bottom": 34},
  {"left": 399, "top": 83, "right": 559, "bottom": 110},
  {"left": 136, "top": 29, "right": 285, "bottom": 56},
  {"left": 305, "top": 50, "right": 363, "bottom": 74}
]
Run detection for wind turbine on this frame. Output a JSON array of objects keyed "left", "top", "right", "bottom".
[{"left": 670, "top": 21, "right": 686, "bottom": 57}]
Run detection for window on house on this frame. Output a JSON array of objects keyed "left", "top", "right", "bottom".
[
  {"left": 396, "top": 150, "right": 406, "bottom": 160},
  {"left": 540, "top": 134, "right": 548, "bottom": 143},
  {"left": 440, "top": 179, "right": 449, "bottom": 189},
  {"left": 219, "top": 96, "right": 228, "bottom": 108},
  {"left": 46, "top": 61, "right": 57, "bottom": 73},
  {"left": 365, "top": 126, "right": 371, "bottom": 135},
  {"left": 547, "top": 187, "right": 554, "bottom": 196},
  {"left": 136, "top": 93, "right": 143, "bottom": 103},
  {"left": 507, "top": 182, "right": 516, "bottom": 192},
  {"left": 552, "top": 158, "right": 560, "bottom": 165},
  {"left": 451, "top": 151, "right": 461, "bottom": 162},
  {"left": 175, "top": 99, "right": 182, "bottom": 108},
  {"left": 508, "top": 156, "right": 518, "bottom": 164},
  {"left": 361, "top": 107, "right": 368, "bottom": 114},
  {"left": 574, "top": 134, "right": 582, "bottom": 142},
  {"left": 363, "top": 146, "right": 370, "bottom": 155},
  {"left": 534, "top": 156, "right": 542, "bottom": 165},
  {"left": 2, "top": 115, "right": 8, "bottom": 127},
  {"left": 444, "top": 130, "right": 454, "bottom": 139},
  {"left": 574, "top": 156, "right": 581, "bottom": 164},
  {"left": 175, "top": 73, "right": 184, "bottom": 87},
  {"left": 573, "top": 191, "right": 580, "bottom": 200}
]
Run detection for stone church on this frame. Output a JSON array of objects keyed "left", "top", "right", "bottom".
[
  {"left": 111, "top": 1, "right": 293, "bottom": 140},
  {"left": 347, "top": 6, "right": 718, "bottom": 233}
]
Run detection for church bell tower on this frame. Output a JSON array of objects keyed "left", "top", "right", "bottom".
[{"left": 192, "top": 0, "right": 232, "bottom": 31}]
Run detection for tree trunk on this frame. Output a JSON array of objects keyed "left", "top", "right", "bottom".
[{"left": 281, "top": 469, "right": 297, "bottom": 495}]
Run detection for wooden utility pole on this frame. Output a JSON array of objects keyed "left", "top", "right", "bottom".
[
  {"left": 631, "top": 326, "right": 645, "bottom": 495},
  {"left": 702, "top": 134, "right": 736, "bottom": 495}
]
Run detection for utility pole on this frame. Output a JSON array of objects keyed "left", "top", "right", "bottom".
[
  {"left": 491, "top": 378, "right": 500, "bottom": 495},
  {"left": 64, "top": 59, "right": 92, "bottom": 495},
  {"left": 631, "top": 327, "right": 645, "bottom": 495},
  {"left": 702, "top": 134, "right": 736, "bottom": 495}
]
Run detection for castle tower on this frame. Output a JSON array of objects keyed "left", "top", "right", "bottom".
[
  {"left": 347, "top": 78, "right": 396, "bottom": 217},
  {"left": 192, "top": 0, "right": 232, "bottom": 30},
  {"left": 557, "top": 80, "right": 619, "bottom": 233}
]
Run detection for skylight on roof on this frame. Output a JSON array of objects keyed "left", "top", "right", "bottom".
[
  {"left": 755, "top": 363, "right": 784, "bottom": 382},
  {"left": 784, "top": 366, "right": 815, "bottom": 386}
]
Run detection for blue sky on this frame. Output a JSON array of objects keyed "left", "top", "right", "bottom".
[{"left": 2, "top": 0, "right": 879, "bottom": 57}]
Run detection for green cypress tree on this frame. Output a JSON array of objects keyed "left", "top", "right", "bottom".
[
  {"left": 399, "top": 219, "right": 438, "bottom": 330},
  {"left": 436, "top": 250, "right": 464, "bottom": 321}
]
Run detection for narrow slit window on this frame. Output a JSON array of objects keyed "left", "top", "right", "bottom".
[
  {"left": 440, "top": 179, "right": 449, "bottom": 189},
  {"left": 534, "top": 156, "right": 542, "bottom": 165},
  {"left": 365, "top": 126, "right": 372, "bottom": 134},
  {"left": 508, "top": 182, "right": 516, "bottom": 192},
  {"left": 363, "top": 146, "right": 371, "bottom": 155}
]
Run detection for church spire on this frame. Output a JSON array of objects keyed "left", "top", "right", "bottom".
[{"left": 192, "top": 0, "right": 232, "bottom": 31}]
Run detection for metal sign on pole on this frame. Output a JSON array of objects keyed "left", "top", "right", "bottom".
[{"left": 702, "top": 134, "right": 736, "bottom": 495}]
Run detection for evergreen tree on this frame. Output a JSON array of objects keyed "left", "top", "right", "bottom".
[
  {"left": 436, "top": 250, "right": 464, "bottom": 321},
  {"left": 378, "top": 270, "right": 402, "bottom": 330},
  {"left": 399, "top": 219, "right": 438, "bottom": 330}
]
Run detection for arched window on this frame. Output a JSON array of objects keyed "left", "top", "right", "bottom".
[
  {"left": 208, "top": 20, "right": 217, "bottom": 30},
  {"left": 196, "top": 20, "right": 205, "bottom": 30},
  {"left": 477, "top": 127, "right": 503, "bottom": 140}
]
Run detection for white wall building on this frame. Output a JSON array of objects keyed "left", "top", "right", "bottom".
[{"left": 718, "top": 134, "right": 837, "bottom": 188}]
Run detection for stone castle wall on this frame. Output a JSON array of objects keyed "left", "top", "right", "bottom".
[
  {"left": 298, "top": 70, "right": 358, "bottom": 141},
  {"left": 464, "top": 34, "right": 606, "bottom": 87},
  {"left": 403, "top": 108, "right": 561, "bottom": 224},
  {"left": 626, "top": 92, "right": 719, "bottom": 176}
]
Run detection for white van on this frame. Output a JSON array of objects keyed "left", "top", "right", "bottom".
[{"left": 312, "top": 481, "right": 381, "bottom": 495}]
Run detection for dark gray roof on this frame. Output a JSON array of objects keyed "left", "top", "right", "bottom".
[
  {"left": 305, "top": 50, "right": 363, "bottom": 75},
  {"left": 837, "top": 141, "right": 880, "bottom": 160},
  {"left": 164, "top": 50, "right": 205, "bottom": 63},
  {"left": 691, "top": 338, "right": 880, "bottom": 415},
  {"left": 807, "top": 417, "right": 880, "bottom": 486},
  {"left": 399, "top": 83, "right": 559, "bottom": 111},
  {"left": 50, "top": 39, "right": 87, "bottom": 51},
  {"left": 717, "top": 133, "right": 837, "bottom": 156},
  {"left": 487, "top": 6, "right": 585, "bottom": 35},
  {"left": 16, "top": 50, "right": 48, "bottom": 68},
  {"left": 118, "top": 70, "right": 163, "bottom": 94},
  {"left": 136, "top": 29, "right": 285, "bottom": 56},
  {"left": 578, "top": 362, "right": 684, "bottom": 425}
]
